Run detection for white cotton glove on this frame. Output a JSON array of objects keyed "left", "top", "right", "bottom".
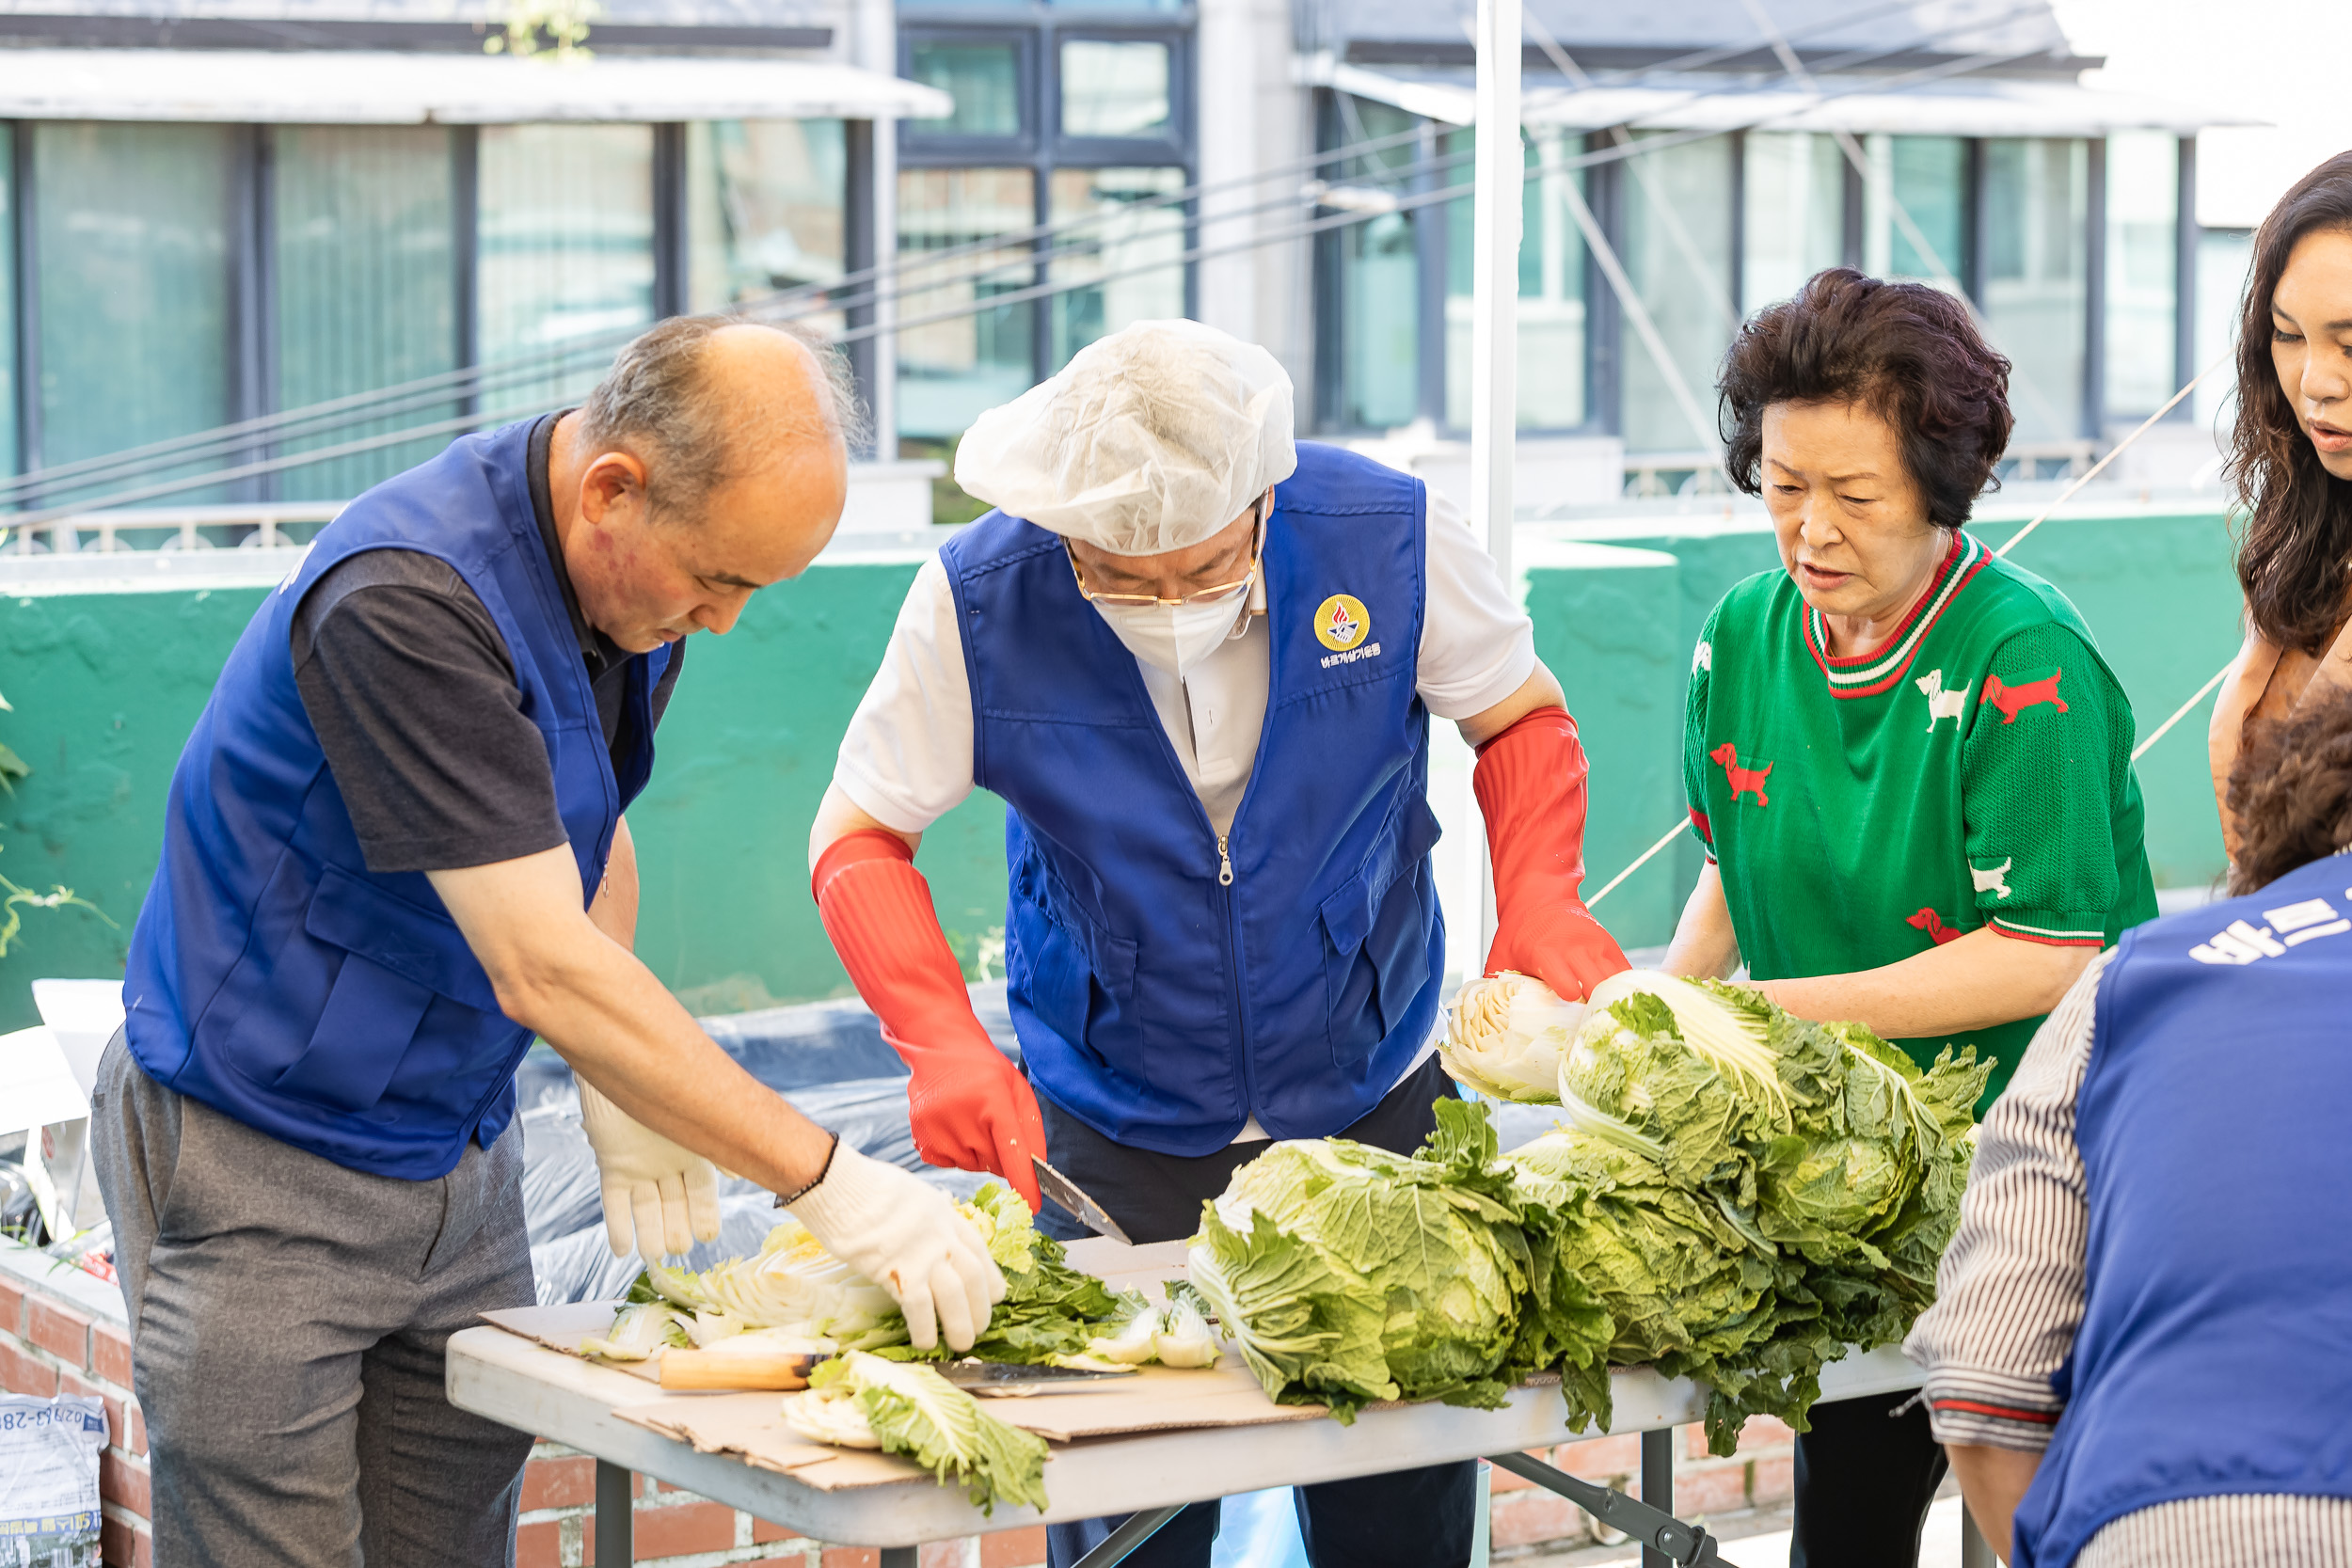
[
  {"left": 788, "top": 1142, "right": 1007, "bottom": 1354},
  {"left": 577, "top": 1079, "right": 723, "bottom": 1261}
]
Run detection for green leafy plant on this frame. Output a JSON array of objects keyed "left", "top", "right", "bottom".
[
  {"left": 483, "top": 0, "right": 598, "bottom": 59},
  {"left": 0, "top": 689, "right": 114, "bottom": 958}
]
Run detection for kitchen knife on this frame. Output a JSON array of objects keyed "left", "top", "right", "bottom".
[
  {"left": 938, "top": 1359, "right": 1137, "bottom": 1391},
  {"left": 1031, "top": 1156, "right": 1135, "bottom": 1245}
]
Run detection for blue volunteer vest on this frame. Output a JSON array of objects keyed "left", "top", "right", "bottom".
[
  {"left": 2011, "top": 851, "right": 2352, "bottom": 1567},
  {"left": 120, "top": 419, "right": 670, "bottom": 1180},
  {"left": 943, "top": 442, "right": 1444, "bottom": 1156}
]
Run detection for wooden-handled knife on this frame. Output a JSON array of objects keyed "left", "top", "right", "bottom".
[{"left": 659, "top": 1348, "right": 825, "bottom": 1390}]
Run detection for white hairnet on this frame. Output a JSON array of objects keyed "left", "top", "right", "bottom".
[{"left": 954, "top": 319, "right": 1297, "bottom": 557}]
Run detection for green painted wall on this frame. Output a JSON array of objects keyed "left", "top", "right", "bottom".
[
  {"left": 0, "top": 499, "right": 2246, "bottom": 1032},
  {"left": 0, "top": 557, "right": 1011, "bottom": 1034},
  {"left": 622, "top": 557, "right": 1009, "bottom": 1016},
  {"left": 1520, "top": 542, "right": 1685, "bottom": 951}
]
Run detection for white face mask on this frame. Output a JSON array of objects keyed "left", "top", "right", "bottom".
[{"left": 1094, "top": 590, "right": 1250, "bottom": 678}]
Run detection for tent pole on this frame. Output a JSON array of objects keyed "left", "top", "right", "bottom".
[{"left": 1470, "top": 0, "right": 1522, "bottom": 958}]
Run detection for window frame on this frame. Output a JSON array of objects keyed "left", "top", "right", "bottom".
[
  {"left": 898, "top": 27, "right": 1042, "bottom": 160},
  {"left": 1050, "top": 27, "right": 1190, "bottom": 164}
]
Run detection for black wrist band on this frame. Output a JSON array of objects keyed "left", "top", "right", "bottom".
[{"left": 772, "top": 1130, "right": 841, "bottom": 1209}]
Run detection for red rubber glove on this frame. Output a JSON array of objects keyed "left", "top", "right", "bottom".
[
  {"left": 1473, "top": 706, "right": 1631, "bottom": 1002},
  {"left": 814, "top": 831, "right": 1047, "bottom": 1212}
]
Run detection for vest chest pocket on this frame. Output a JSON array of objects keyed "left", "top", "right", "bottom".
[
  {"left": 1008, "top": 860, "right": 1139, "bottom": 1064},
  {"left": 1317, "top": 797, "right": 1442, "bottom": 1066},
  {"left": 271, "top": 865, "right": 507, "bottom": 1115}
]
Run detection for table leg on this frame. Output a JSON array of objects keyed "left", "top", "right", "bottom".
[
  {"left": 596, "top": 1460, "right": 633, "bottom": 1567},
  {"left": 1642, "top": 1429, "right": 1674, "bottom": 1568},
  {"left": 1962, "top": 1507, "right": 1997, "bottom": 1568},
  {"left": 1070, "top": 1504, "right": 1189, "bottom": 1568}
]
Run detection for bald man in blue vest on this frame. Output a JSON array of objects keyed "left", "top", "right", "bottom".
[
  {"left": 808, "top": 319, "right": 1633, "bottom": 1568},
  {"left": 93, "top": 318, "right": 1001, "bottom": 1568}
]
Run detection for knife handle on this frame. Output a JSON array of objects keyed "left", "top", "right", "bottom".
[{"left": 658, "top": 1350, "right": 819, "bottom": 1391}]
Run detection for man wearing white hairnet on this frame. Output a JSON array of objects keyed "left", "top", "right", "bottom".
[{"left": 807, "top": 320, "right": 1628, "bottom": 1567}]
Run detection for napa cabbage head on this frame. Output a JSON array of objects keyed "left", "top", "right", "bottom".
[
  {"left": 1189, "top": 1101, "right": 1547, "bottom": 1419},
  {"left": 1441, "top": 972, "right": 1583, "bottom": 1102}
]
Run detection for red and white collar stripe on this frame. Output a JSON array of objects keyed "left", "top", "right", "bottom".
[{"left": 1803, "top": 530, "right": 1988, "bottom": 699}]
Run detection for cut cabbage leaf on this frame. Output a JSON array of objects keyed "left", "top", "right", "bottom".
[
  {"left": 580, "top": 1302, "right": 691, "bottom": 1361},
  {"left": 782, "top": 1386, "right": 882, "bottom": 1449},
  {"left": 803, "top": 1351, "right": 1050, "bottom": 1514}
]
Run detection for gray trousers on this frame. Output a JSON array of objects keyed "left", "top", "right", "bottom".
[{"left": 92, "top": 1031, "right": 537, "bottom": 1568}]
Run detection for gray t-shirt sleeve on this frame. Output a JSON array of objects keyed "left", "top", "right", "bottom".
[{"left": 291, "top": 548, "right": 568, "bottom": 874}]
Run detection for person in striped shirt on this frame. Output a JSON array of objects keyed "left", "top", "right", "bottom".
[
  {"left": 1911, "top": 684, "right": 2352, "bottom": 1566},
  {"left": 1665, "top": 269, "right": 2157, "bottom": 1566}
]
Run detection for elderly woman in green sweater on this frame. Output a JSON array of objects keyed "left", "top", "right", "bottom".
[{"left": 1663, "top": 268, "right": 2157, "bottom": 1568}]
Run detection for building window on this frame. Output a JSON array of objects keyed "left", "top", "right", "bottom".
[
  {"left": 1059, "top": 40, "right": 1170, "bottom": 139},
  {"left": 1618, "top": 131, "right": 1738, "bottom": 455},
  {"left": 1443, "top": 128, "right": 1589, "bottom": 431},
  {"left": 2105, "top": 131, "right": 2181, "bottom": 417},
  {"left": 1981, "top": 138, "right": 2088, "bottom": 447},
  {"left": 477, "top": 123, "right": 657, "bottom": 412},
  {"left": 273, "top": 125, "right": 457, "bottom": 501},
  {"left": 896, "top": 167, "right": 1038, "bottom": 439},
  {"left": 909, "top": 40, "right": 1027, "bottom": 140},
  {"left": 1047, "top": 166, "right": 1185, "bottom": 371},
  {"left": 33, "top": 122, "right": 237, "bottom": 495},
  {"left": 1742, "top": 132, "right": 1843, "bottom": 313},
  {"left": 1324, "top": 97, "right": 1420, "bottom": 432},
  {"left": 686, "top": 119, "right": 847, "bottom": 322},
  {"left": 896, "top": 20, "right": 1193, "bottom": 444},
  {"left": 1862, "top": 135, "right": 1967, "bottom": 290}
]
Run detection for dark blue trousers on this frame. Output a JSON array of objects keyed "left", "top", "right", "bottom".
[{"left": 1036, "top": 1057, "right": 1477, "bottom": 1568}]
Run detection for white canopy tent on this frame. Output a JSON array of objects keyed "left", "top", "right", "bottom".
[
  {"left": 1301, "top": 54, "right": 2245, "bottom": 137},
  {"left": 0, "top": 47, "right": 949, "bottom": 122}
]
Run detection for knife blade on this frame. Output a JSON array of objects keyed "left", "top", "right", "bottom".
[
  {"left": 1032, "top": 1156, "right": 1134, "bottom": 1245},
  {"left": 938, "top": 1359, "right": 1137, "bottom": 1391}
]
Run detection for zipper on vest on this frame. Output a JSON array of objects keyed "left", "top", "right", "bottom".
[{"left": 1216, "top": 834, "right": 1234, "bottom": 887}]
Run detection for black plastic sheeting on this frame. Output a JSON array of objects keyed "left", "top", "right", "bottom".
[{"left": 522, "top": 983, "right": 1019, "bottom": 1306}]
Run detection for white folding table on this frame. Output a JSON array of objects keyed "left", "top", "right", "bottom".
[{"left": 447, "top": 1305, "right": 1975, "bottom": 1568}]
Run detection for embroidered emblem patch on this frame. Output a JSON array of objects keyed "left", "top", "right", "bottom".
[
  {"left": 1915, "top": 668, "right": 1970, "bottom": 733},
  {"left": 1971, "top": 857, "right": 2013, "bottom": 900},
  {"left": 1981, "top": 669, "right": 2068, "bottom": 724},
  {"left": 1708, "top": 742, "right": 1772, "bottom": 807},
  {"left": 1313, "top": 594, "right": 1370, "bottom": 652}
]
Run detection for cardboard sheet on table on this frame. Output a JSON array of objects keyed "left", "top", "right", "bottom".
[
  {"left": 615, "top": 1395, "right": 936, "bottom": 1491},
  {"left": 484, "top": 1294, "right": 1326, "bottom": 1440},
  {"left": 482, "top": 1303, "right": 666, "bottom": 1385},
  {"left": 610, "top": 1359, "right": 1323, "bottom": 1449}
]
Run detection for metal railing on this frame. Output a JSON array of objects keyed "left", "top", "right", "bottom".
[{"left": 1, "top": 503, "right": 342, "bottom": 555}]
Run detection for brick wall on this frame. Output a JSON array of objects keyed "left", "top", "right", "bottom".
[{"left": 0, "top": 1261, "right": 1791, "bottom": 1566}]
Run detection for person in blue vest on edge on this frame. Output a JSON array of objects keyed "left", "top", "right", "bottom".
[
  {"left": 1908, "top": 681, "right": 2352, "bottom": 1566},
  {"left": 90, "top": 317, "right": 1004, "bottom": 1568},
  {"left": 807, "top": 318, "right": 1633, "bottom": 1568}
]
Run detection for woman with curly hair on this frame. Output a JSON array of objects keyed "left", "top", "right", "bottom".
[
  {"left": 1663, "top": 268, "right": 2157, "bottom": 1566},
  {"left": 2208, "top": 152, "right": 2352, "bottom": 855}
]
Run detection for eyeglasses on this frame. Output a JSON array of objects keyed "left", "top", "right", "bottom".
[{"left": 1065, "top": 508, "right": 1266, "bottom": 608}]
